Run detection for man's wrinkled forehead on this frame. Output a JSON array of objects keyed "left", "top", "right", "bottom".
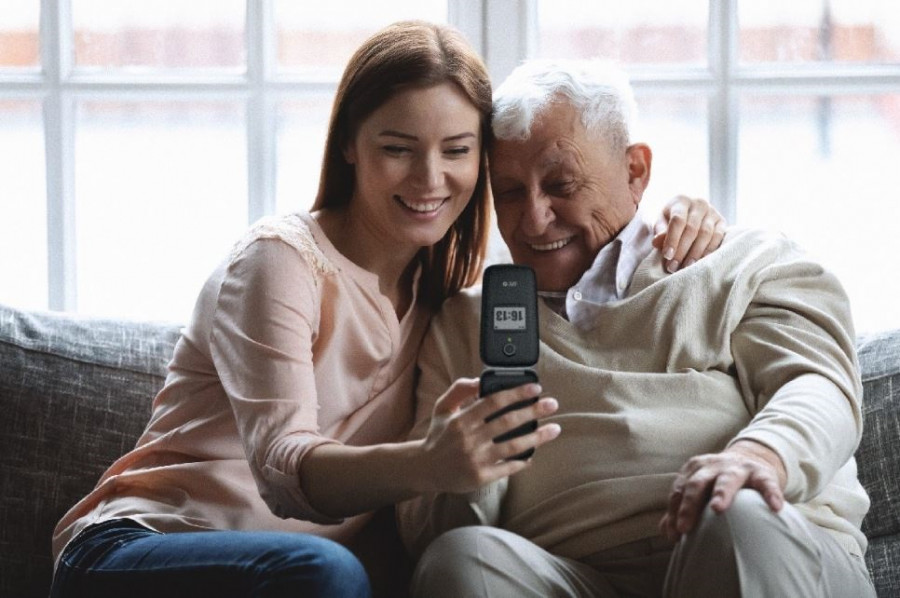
[{"left": 490, "top": 118, "right": 593, "bottom": 182}]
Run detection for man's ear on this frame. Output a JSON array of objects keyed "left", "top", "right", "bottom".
[{"left": 626, "top": 143, "right": 652, "bottom": 205}]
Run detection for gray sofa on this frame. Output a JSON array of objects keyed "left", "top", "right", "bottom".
[{"left": 1, "top": 302, "right": 898, "bottom": 598}]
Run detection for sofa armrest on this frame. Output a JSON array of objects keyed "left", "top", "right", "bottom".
[
  {"left": 0, "top": 304, "right": 182, "bottom": 598},
  {"left": 855, "top": 328, "right": 900, "bottom": 596}
]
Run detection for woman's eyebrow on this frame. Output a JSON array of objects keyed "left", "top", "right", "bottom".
[{"left": 378, "top": 130, "right": 477, "bottom": 142}]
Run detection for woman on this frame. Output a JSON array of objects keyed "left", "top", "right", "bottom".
[{"left": 50, "top": 21, "right": 725, "bottom": 598}]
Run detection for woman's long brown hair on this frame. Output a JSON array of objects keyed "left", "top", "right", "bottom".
[{"left": 312, "top": 20, "right": 492, "bottom": 311}]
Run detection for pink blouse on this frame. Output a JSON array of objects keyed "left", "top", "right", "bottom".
[{"left": 53, "top": 212, "right": 431, "bottom": 571}]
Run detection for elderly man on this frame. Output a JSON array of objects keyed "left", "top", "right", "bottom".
[{"left": 396, "top": 60, "right": 875, "bottom": 598}]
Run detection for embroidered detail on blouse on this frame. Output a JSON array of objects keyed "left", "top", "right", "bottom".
[{"left": 229, "top": 213, "right": 337, "bottom": 275}]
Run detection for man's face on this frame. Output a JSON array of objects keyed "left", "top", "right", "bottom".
[{"left": 490, "top": 100, "right": 651, "bottom": 292}]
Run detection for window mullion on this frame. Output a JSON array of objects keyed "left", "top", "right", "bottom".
[
  {"left": 246, "top": 0, "right": 276, "bottom": 224},
  {"left": 42, "top": 0, "right": 76, "bottom": 311},
  {"left": 484, "top": 0, "right": 535, "bottom": 84},
  {"left": 448, "top": 0, "right": 486, "bottom": 57},
  {"left": 708, "top": 0, "right": 738, "bottom": 224}
]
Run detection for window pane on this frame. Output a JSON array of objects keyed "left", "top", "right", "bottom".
[
  {"left": 0, "top": 1, "right": 39, "bottom": 68},
  {"left": 737, "top": 94, "right": 900, "bottom": 333},
  {"left": 75, "top": 101, "right": 247, "bottom": 322},
  {"left": 275, "top": 1, "right": 448, "bottom": 78},
  {"left": 536, "top": 0, "right": 708, "bottom": 65},
  {"left": 72, "top": 0, "right": 245, "bottom": 71},
  {"left": 275, "top": 95, "right": 334, "bottom": 214},
  {"left": 633, "top": 94, "right": 709, "bottom": 219},
  {"left": 739, "top": 1, "right": 900, "bottom": 64},
  {"left": 0, "top": 100, "right": 47, "bottom": 309}
]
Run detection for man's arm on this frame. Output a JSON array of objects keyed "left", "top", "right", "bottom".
[{"left": 660, "top": 234, "right": 862, "bottom": 540}]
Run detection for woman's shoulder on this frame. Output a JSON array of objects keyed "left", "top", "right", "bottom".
[{"left": 227, "top": 212, "right": 338, "bottom": 276}]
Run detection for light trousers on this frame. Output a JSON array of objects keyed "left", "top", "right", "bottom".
[{"left": 411, "top": 490, "right": 875, "bottom": 598}]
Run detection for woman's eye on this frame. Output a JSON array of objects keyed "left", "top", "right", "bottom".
[
  {"left": 383, "top": 145, "right": 411, "bottom": 155},
  {"left": 445, "top": 146, "right": 471, "bottom": 157}
]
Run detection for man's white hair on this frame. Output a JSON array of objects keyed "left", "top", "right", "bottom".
[{"left": 492, "top": 59, "right": 637, "bottom": 152}]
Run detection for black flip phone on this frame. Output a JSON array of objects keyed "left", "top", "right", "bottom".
[{"left": 479, "top": 264, "right": 540, "bottom": 460}]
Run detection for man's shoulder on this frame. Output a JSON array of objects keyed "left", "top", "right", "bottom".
[
  {"left": 723, "top": 226, "right": 789, "bottom": 247},
  {"left": 436, "top": 285, "right": 483, "bottom": 323},
  {"left": 717, "top": 227, "right": 807, "bottom": 265}
]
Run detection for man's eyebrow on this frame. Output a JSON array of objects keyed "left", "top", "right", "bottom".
[{"left": 378, "top": 130, "right": 477, "bottom": 142}]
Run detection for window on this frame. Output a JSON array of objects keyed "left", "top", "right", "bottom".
[
  {"left": 1, "top": 0, "right": 449, "bottom": 321},
  {"left": 518, "top": 0, "right": 900, "bottom": 333},
  {"left": 2, "top": 1, "right": 898, "bottom": 333}
]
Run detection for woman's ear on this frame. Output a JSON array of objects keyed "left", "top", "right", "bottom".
[
  {"left": 343, "top": 140, "right": 357, "bottom": 165},
  {"left": 626, "top": 143, "right": 652, "bottom": 204}
]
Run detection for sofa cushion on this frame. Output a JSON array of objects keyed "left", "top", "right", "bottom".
[
  {"left": 0, "top": 304, "right": 181, "bottom": 598},
  {"left": 855, "top": 328, "right": 900, "bottom": 596}
]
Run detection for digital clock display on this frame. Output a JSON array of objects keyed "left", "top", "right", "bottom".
[{"left": 493, "top": 306, "right": 526, "bottom": 331}]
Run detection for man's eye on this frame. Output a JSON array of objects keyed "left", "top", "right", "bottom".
[
  {"left": 494, "top": 187, "right": 524, "bottom": 201},
  {"left": 548, "top": 180, "right": 576, "bottom": 195}
]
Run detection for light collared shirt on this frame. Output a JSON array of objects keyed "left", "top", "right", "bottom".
[{"left": 539, "top": 215, "right": 653, "bottom": 329}]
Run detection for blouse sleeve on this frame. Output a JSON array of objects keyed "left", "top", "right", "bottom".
[{"left": 210, "top": 237, "right": 343, "bottom": 524}]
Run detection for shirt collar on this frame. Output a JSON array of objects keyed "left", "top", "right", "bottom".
[{"left": 539, "top": 215, "right": 654, "bottom": 321}]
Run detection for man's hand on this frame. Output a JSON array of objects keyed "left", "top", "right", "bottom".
[
  {"left": 659, "top": 440, "right": 787, "bottom": 542},
  {"left": 652, "top": 195, "right": 727, "bottom": 273}
]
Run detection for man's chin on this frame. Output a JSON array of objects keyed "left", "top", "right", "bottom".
[
  {"left": 511, "top": 254, "right": 581, "bottom": 293},
  {"left": 530, "top": 266, "right": 580, "bottom": 294}
]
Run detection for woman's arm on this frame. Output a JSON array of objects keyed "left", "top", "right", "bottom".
[
  {"left": 213, "top": 236, "right": 558, "bottom": 521},
  {"left": 653, "top": 195, "right": 728, "bottom": 272},
  {"left": 299, "top": 379, "right": 560, "bottom": 518}
]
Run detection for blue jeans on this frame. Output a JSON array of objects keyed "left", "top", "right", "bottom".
[{"left": 51, "top": 519, "right": 372, "bottom": 598}]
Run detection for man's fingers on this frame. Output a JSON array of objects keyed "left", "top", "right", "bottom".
[
  {"left": 661, "top": 483, "right": 685, "bottom": 541},
  {"left": 708, "top": 468, "right": 747, "bottom": 513},
  {"left": 676, "top": 469, "right": 716, "bottom": 533},
  {"left": 745, "top": 471, "right": 785, "bottom": 511}
]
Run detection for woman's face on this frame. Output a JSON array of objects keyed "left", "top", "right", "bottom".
[{"left": 343, "top": 82, "right": 482, "bottom": 251}]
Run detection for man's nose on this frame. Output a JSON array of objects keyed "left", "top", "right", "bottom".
[{"left": 520, "top": 192, "right": 554, "bottom": 236}]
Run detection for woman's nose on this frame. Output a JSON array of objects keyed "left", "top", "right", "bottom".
[{"left": 412, "top": 153, "right": 443, "bottom": 190}]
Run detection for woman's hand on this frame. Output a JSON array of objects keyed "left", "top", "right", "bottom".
[
  {"left": 418, "top": 378, "right": 560, "bottom": 494},
  {"left": 653, "top": 195, "right": 727, "bottom": 273},
  {"left": 658, "top": 440, "right": 787, "bottom": 542}
]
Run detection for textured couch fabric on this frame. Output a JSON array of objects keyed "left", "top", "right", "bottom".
[
  {"left": 0, "top": 305, "right": 181, "bottom": 598},
  {"left": 856, "top": 328, "right": 900, "bottom": 596},
  {"left": 1, "top": 303, "right": 898, "bottom": 598}
]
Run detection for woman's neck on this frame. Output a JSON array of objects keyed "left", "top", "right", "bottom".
[{"left": 312, "top": 208, "right": 419, "bottom": 317}]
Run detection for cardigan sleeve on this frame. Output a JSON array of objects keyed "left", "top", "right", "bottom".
[
  {"left": 210, "top": 237, "right": 342, "bottom": 524},
  {"left": 727, "top": 236, "right": 863, "bottom": 503}
]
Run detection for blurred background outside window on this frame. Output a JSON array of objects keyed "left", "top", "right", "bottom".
[{"left": 1, "top": 0, "right": 898, "bottom": 334}]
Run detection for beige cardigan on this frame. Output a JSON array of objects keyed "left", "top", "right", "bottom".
[{"left": 398, "top": 227, "right": 869, "bottom": 562}]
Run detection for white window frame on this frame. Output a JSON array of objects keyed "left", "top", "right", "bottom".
[
  {"left": 9, "top": 0, "right": 900, "bottom": 313},
  {"left": 17, "top": 0, "right": 476, "bottom": 312},
  {"left": 480, "top": 0, "right": 900, "bottom": 224}
]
